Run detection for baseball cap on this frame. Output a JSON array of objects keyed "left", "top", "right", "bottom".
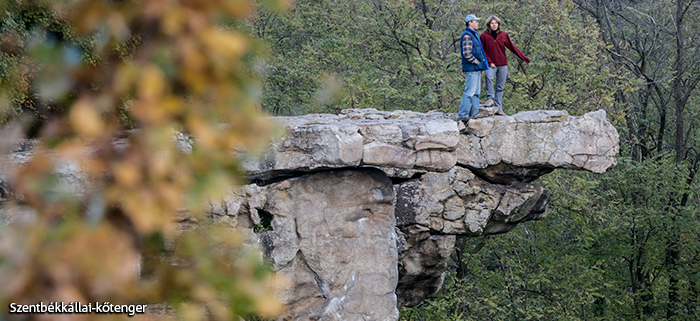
[{"left": 464, "top": 14, "right": 481, "bottom": 23}]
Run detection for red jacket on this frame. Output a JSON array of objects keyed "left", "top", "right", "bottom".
[{"left": 479, "top": 31, "right": 530, "bottom": 66}]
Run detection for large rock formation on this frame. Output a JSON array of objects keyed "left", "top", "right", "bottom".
[
  {"left": 244, "top": 109, "right": 617, "bottom": 180},
  {"left": 0, "top": 108, "right": 619, "bottom": 321},
  {"left": 212, "top": 169, "right": 400, "bottom": 320},
  {"left": 219, "top": 109, "right": 619, "bottom": 320}
]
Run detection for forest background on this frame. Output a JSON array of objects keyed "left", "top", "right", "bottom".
[
  {"left": 253, "top": 0, "right": 700, "bottom": 319},
  {"left": 1, "top": 0, "right": 699, "bottom": 320}
]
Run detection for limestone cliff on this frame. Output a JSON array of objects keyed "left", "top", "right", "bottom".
[{"left": 216, "top": 108, "right": 619, "bottom": 320}]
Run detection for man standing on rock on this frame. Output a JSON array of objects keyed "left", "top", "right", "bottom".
[{"left": 458, "top": 14, "right": 489, "bottom": 122}]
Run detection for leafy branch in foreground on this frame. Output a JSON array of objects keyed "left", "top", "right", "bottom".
[{"left": 0, "top": 0, "right": 289, "bottom": 319}]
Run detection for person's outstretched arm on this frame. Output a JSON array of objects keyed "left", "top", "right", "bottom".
[{"left": 504, "top": 33, "right": 530, "bottom": 63}]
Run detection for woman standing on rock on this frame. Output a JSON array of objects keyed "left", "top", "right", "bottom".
[{"left": 479, "top": 15, "right": 530, "bottom": 115}]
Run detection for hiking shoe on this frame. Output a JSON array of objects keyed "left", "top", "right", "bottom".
[
  {"left": 495, "top": 110, "right": 506, "bottom": 116},
  {"left": 457, "top": 117, "right": 471, "bottom": 124},
  {"left": 484, "top": 98, "right": 495, "bottom": 107}
]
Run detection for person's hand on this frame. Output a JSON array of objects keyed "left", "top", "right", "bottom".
[{"left": 490, "top": 63, "right": 496, "bottom": 68}]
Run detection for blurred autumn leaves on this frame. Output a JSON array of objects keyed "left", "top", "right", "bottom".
[{"left": 0, "top": 0, "right": 288, "bottom": 319}]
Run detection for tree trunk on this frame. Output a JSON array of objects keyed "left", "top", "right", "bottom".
[
  {"left": 454, "top": 237, "right": 469, "bottom": 279},
  {"left": 674, "top": 0, "right": 686, "bottom": 163},
  {"left": 667, "top": 233, "right": 680, "bottom": 318}
]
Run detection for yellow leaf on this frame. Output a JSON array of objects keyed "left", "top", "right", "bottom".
[
  {"left": 179, "top": 37, "right": 205, "bottom": 72},
  {"left": 115, "top": 65, "right": 137, "bottom": 95},
  {"left": 114, "top": 162, "right": 142, "bottom": 187},
  {"left": 69, "top": 99, "right": 105, "bottom": 138},
  {"left": 139, "top": 65, "right": 167, "bottom": 102},
  {"left": 123, "top": 190, "right": 159, "bottom": 233},
  {"left": 181, "top": 69, "right": 209, "bottom": 94},
  {"left": 187, "top": 116, "right": 217, "bottom": 150},
  {"left": 256, "top": 293, "right": 285, "bottom": 317},
  {"left": 161, "top": 95, "right": 183, "bottom": 114},
  {"left": 202, "top": 29, "right": 248, "bottom": 58},
  {"left": 222, "top": 0, "right": 254, "bottom": 17},
  {"left": 207, "top": 300, "right": 231, "bottom": 321},
  {"left": 180, "top": 302, "right": 205, "bottom": 321},
  {"left": 162, "top": 8, "right": 185, "bottom": 36},
  {"left": 157, "top": 183, "right": 183, "bottom": 210},
  {"left": 193, "top": 284, "right": 217, "bottom": 302}
]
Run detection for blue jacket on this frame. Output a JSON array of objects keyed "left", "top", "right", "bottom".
[{"left": 460, "top": 27, "right": 489, "bottom": 72}]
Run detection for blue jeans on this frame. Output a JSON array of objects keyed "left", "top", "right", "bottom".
[
  {"left": 484, "top": 65, "right": 508, "bottom": 109},
  {"left": 458, "top": 71, "right": 481, "bottom": 118}
]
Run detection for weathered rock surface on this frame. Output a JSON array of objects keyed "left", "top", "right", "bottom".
[
  {"left": 1, "top": 108, "right": 620, "bottom": 321},
  {"left": 219, "top": 108, "right": 617, "bottom": 319},
  {"left": 211, "top": 168, "right": 399, "bottom": 320},
  {"left": 457, "top": 110, "right": 619, "bottom": 183},
  {"left": 395, "top": 167, "right": 549, "bottom": 236},
  {"left": 395, "top": 232, "right": 455, "bottom": 308},
  {"left": 244, "top": 109, "right": 461, "bottom": 177},
  {"left": 393, "top": 167, "right": 549, "bottom": 306},
  {"left": 245, "top": 109, "right": 619, "bottom": 185}
]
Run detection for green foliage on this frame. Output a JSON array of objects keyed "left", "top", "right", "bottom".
[
  {"left": 483, "top": 0, "right": 620, "bottom": 114},
  {"left": 395, "top": 0, "right": 699, "bottom": 319},
  {"left": 252, "top": 0, "right": 619, "bottom": 116},
  {"left": 402, "top": 172, "right": 607, "bottom": 320},
  {"left": 586, "top": 156, "right": 700, "bottom": 319},
  {"left": 0, "top": 1, "right": 106, "bottom": 124},
  {"left": 249, "top": 0, "right": 700, "bottom": 319},
  {"left": 401, "top": 157, "right": 699, "bottom": 320},
  {"left": 254, "top": 210, "right": 274, "bottom": 233}
]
